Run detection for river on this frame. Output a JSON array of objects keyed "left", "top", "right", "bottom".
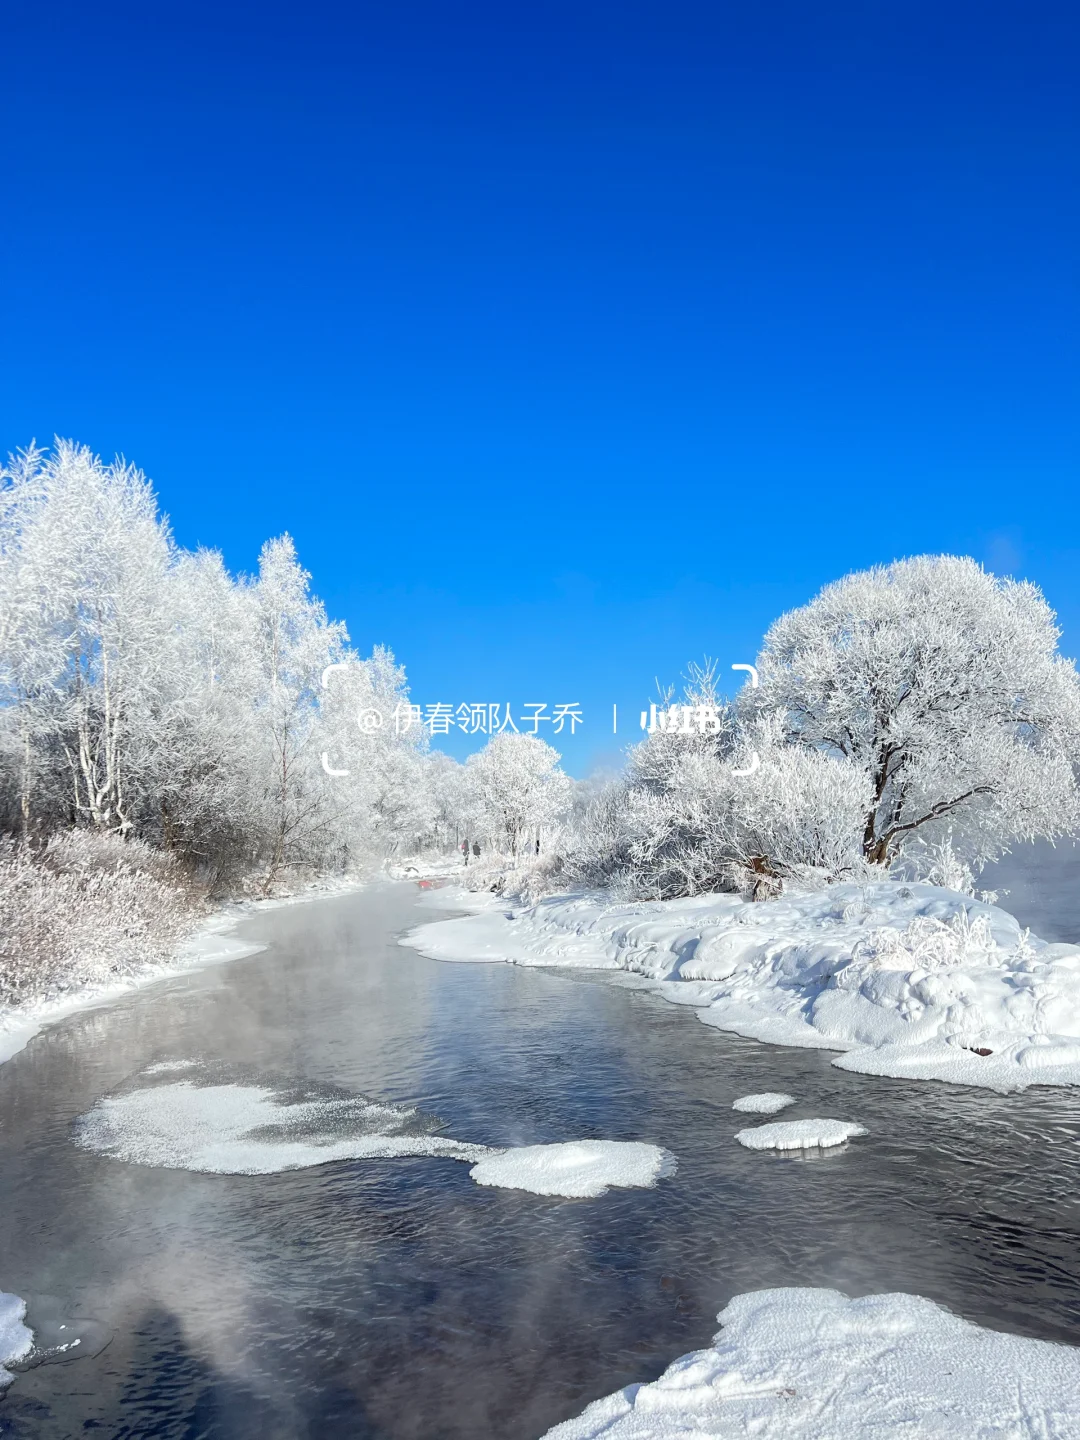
[{"left": 2, "top": 858, "right": 1080, "bottom": 1438}]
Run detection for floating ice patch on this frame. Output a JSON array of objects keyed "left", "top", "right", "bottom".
[
  {"left": 732, "top": 1092, "right": 795, "bottom": 1114},
  {"left": 74, "top": 1065, "right": 674, "bottom": 1197},
  {"left": 541, "top": 1286, "right": 1080, "bottom": 1438},
  {"left": 0, "top": 1292, "right": 33, "bottom": 1389},
  {"left": 468, "top": 1140, "right": 676, "bottom": 1198},
  {"left": 74, "top": 1064, "right": 490, "bottom": 1175},
  {"left": 736, "top": 1118, "right": 866, "bottom": 1151}
]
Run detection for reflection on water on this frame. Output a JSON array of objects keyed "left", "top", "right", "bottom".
[{"left": 1, "top": 878, "right": 1080, "bottom": 1437}]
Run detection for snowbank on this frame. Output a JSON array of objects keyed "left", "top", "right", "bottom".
[
  {"left": 387, "top": 855, "right": 471, "bottom": 883},
  {"left": 542, "top": 1286, "right": 1080, "bottom": 1438},
  {"left": 469, "top": 1141, "right": 675, "bottom": 1198},
  {"left": 0, "top": 1291, "right": 33, "bottom": 1390},
  {"left": 731, "top": 1093, "right": 794, "bottom": 1114},
  {"left": 735, "top": 1118, "right": 866, "bottom": 1151},
  {"left": 403, "top": 881, "right": 1080, "bottom": 1090}
]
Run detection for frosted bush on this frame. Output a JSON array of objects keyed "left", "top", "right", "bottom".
[
  {"left": 846, "top": 908, "right": 1032, "bottom": 977},
  {"left": 460, "top": 852, "right": 562, "bottom": 905},
  {"left": 557, "top": 714, "right": 872, "bottom": 901},
  {"left": 0, "top": 831, "right": 202, "bottom": 1006}
]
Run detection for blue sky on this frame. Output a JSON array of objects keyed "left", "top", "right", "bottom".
[{"left": 3, "top": 1, "right": 1077, "bottom": 774}]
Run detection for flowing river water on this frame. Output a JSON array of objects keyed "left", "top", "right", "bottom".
[{"left": 2, "top": 858, "right": 1080, "bottom": 1438}]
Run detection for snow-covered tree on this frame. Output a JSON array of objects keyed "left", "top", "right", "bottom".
[
  {"left": 422, "top": 751, "right": 470, "bottom": 853},
  {"left": 750, "top": 556, "right": 1080, "bottom": 870},
  {"left": 316, "top": 644, "right": 435, "bottom": 861},
  {"left": 464, "top": 733, "right": 572, "bottom": 856},
  {"left": 561, "top": 712, "right": 871, "bottom": 899},
  {"left": 0, "top": 441, "right": 176, "bottom": 836},
  {"left": 245, "top": 535, "right": 348, "bottom": 888},
  {"left": 0, "top": 440, "right": 446, "bottom": 890},
  {"left": 147, "top": 545, "right": 265, "bottom": 868}
]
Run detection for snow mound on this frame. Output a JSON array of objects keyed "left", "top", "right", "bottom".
[
  {"left": 735, "top": 1118, "right": 866, "bottom": 1151},
  {"left": 74, "top": 1066, "right": 490, "bottom": 1175},
  {"left": 0, "top": 1291, "right": 33, "bottom": 1389},
  {"left": 402, "top": 881, "right": 1080, "bottom": 1091},
  {"left": 469, "top": 1140, "right": 676, "bottom": 1198},
  {"left": 542, "top": 1286, "right": 1080, "bottom": 1438},
  {"left": 731, "top": 1092, "right": 794, "bottom": 1114}
]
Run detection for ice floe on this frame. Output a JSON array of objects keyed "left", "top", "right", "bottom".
[
  {"left": 735, "top": 1118, "right": 867, "bottom": 1151},
  {"left": 403, "top": 881, "right": 1080, "bottom": 1091},
  {"left": 74, "top": 1063, "right": 677, "bottom": 1199},
  {"left": 541, "top": 1286, "right": 1080, "bottom": 1438},
  {"left": 469, "top": 1141, "right": 675, "bottom": 1198},
  {"left": 731, "top": 1092, "right": 794, "bottom": 1114},
  {"left": 0, "top": 1291, "right": 33, "bottom": 1389},
  {"left": 74, "top": 1065, "right": 489, "bottom": 1175}
]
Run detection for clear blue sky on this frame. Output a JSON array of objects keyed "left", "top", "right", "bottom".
[{"left": 3, "top": 1, "right": 1077, "bottom": 774}]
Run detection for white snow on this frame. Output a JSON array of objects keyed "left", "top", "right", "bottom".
[
  {"left": 403, "top": 881, "right": 1080, "bottom": 1091},
  {"left": 541, "top": 1286, "right": 1080, "bottom": 1438},
  {"left": 0, "top": 1291, "right": 33, "bottom": 1390},
  {"left": 735, "top": 1118, "right": 867, "bottom": 1151},
  {"left": 469, "top": 1141, "right": 675, "bottom": 1198},
  {"left": 731, "top": 1093, "right": 795, "bottom": 1114},
  {"left": 74, "top": 1075, "right": 490, "bottom": 1175}
]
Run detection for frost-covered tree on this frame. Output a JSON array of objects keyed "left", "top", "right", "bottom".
[
  {"left": 245, "top": 535, "right": 348, "bottom": 887},
  {"left": 422, "top": 751, "right": 470, "bottom": 853},
  {"left": 464, "top": 733, "right": 572, "bottom": 856},
  {"left": 560, "top": 712, "right": 870, "bottom": 899},
  {"left": 148, "top": 546, "right": 265, "bottom": 867},
  {"left": 316, "top": 644, "right": 435, "bottom": 861},
  {"left": 0, "top": 442, "right": 176, "bottom": 835},
  {"left": 750, "top": 556, "right": 1080, "bottom": 869},
  {"left": 0, "top": 440, "right": 445, "bottom": 890}
]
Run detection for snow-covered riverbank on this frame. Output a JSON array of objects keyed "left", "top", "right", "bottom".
[
  {"left": 403, "top": 881, "right": 1080, "bottom": 1091},
  {"left": 0, "top": 1291, "right": 33, "bottom": 1391},
  {"left": 541, "top": 1286, "right": 1080, "bottom": 1438},
  {"left": 0, "top": 875, "right": 366, "bottom": 1071}
]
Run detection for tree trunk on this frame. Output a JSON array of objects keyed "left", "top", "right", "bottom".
[{"left": 748, "top": 854, "right": 781, "bottom": 901}]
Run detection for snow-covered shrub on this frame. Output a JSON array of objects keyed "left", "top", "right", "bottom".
[
  {"left": 459, "top": 850, "right": 563, "bottom": 905},
  {"left": 889, "top": 833, "right": 1003, "bottom": 904},
  {"left": 841, "top": 906, "right": 1033, "bottom": 981},
  {"left": 0, "top": 831, "right": 202, "bottom": 1005},
  {"left": 558, "top": 714, "right": 872, "bottom": 900}
]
